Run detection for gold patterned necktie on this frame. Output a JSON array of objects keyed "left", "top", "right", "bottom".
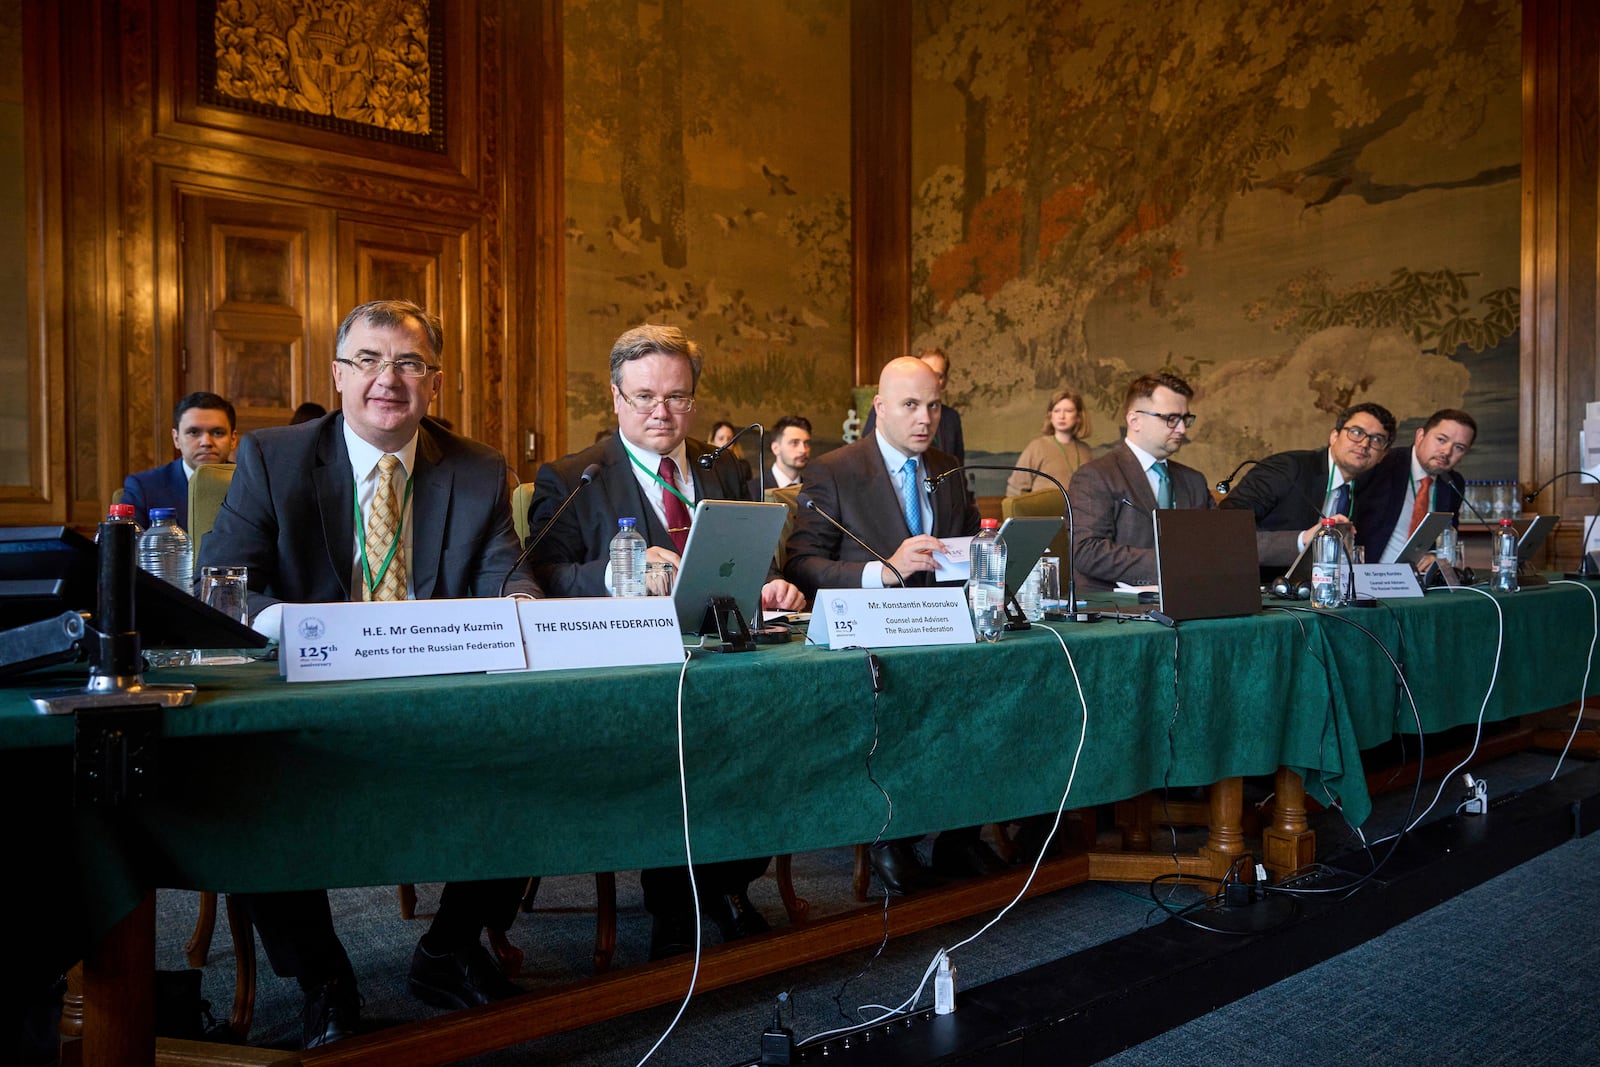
[{"left": 364, "top": 454, "right": 408, "bottom": 601}]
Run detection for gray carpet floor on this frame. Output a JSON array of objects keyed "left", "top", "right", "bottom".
[{"left": 153, "top": 749, "right": 1598, "bottom": 1065}]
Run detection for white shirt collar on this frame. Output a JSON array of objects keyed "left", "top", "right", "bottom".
[
  {"left": 1409, "top": 447, "right": 1429, "bottom": 483},
  {"left": 617, "top": 431, "right": 691, "bottom": 487},
  {"left": 1124, "top": 438, "right": 1162, "bottom": 472},
  {"left": 873, "top": 428, "right": 920, "bottom": 474},
  {"left": 343, "top": 420, "right": 419, "bottom": 480}
]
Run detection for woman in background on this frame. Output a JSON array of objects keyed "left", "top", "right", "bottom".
[
  {"left": 1006, "top": 387, "right": 1094, "bottom": 496},
  {"left": 710, "top": 420, "right": 754, "bottom": 488}
]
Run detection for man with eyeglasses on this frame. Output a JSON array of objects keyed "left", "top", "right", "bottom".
[
  {"left": 199, "top": 300, "right": 539, "bottom": 1047},
  {"left": 1355, "top": 408, "right": 1477, "bottom": 564},
  {"left": 526, "top": 322, "right": 803, "bottom": 959},
  {"left": 1219, "top": 402, "right": 1396, "bottom": 568},
  {"left": 1069, "top": 372, "right": 1213, "bottom": 593},
  {"left": 121, "top": 390, "right": 238, "bottom": 527}
]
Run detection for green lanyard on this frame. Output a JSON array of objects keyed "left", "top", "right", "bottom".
[
  {"left": 626, "top": 448, "right": 694, "bottom": 510},
  {"left": 352, "top": 472, "right": 414, "bottom": 597},
  {"left": 1051, "top": 436, "right": 1081, "bottom": 473}
]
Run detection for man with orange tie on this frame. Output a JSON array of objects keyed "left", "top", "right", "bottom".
[
  {"left": 1355, "top": 408, "right": 1477, "bottom": 564},
  {"left": 527, "top": 323, "right": 803, "bottom": 959}
]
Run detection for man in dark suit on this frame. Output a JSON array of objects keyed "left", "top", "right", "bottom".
[
  {"left": 1219, "top": 402, "right": 1396, "bottom": 569},
  {"left": 861, "top": 347, "right": 965, "bottom": 464},
  {"left": 121, "top": 391, "right": 237, "bottom": 527},
  {"left": 199, "top": 300, "right": 537, "bottom": 1048},
  {"left": 783, "top": 356, "right": 994, "bottom": 892},
  {"left": 1069, "top": 372, "right": 1214, "bottom": 593},
  {"left": 1355, "top": 408, "right": 1477, "bottom": 563},
  {"left": 527, "top": 323, "right": 803, "bottom": 958},
  {"left": 747, "top": 414, "right": 812, "bottom": 500}
]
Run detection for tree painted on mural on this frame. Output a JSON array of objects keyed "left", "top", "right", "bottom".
[
  {"left": 912, "top": 0, "right": 1520, "bottom": 418},
  {"left": 565, "top": 0, "right": 786, "bottom": 268}
]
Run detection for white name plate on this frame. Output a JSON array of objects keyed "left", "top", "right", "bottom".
[
  {"left": 282, "top": 599, "right": 527, "bottom": 682},
  {"left": 1353, "top": 564, "right": 1425, "bottom": 599},
  {"left": 806, "top": 587, "right": 976, "bottom": 650},
  {"left": 516, "top": 597, "right": 686, "bottom": 671}
]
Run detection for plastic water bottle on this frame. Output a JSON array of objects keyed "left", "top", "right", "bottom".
[
  {"left": 1016, "top": 559, "right": 1044, "bottom": 621},
  {"left": 968, "top": 518, "right": 1007, "bottom": 641},
  {"left": 138, "top": 507, "right": 193, "bottom": 593},
  {"left": 1491, "top": 518, "right": 1519, "bottom": 592},
  {"left": 1310, "top": 518, "right": 1341, "bottom": 608},
  {"left": 1434, "top": 525, "right": 1459, "bottom": 569},
  {"left": 609, "top": 517, "right": 646, "bottom": 597}
]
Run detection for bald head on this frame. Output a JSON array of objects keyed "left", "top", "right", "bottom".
[{"left": 874, "top": 357, "right": 943, "bottom": 456}]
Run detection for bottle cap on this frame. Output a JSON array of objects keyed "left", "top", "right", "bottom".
[
  {"left": 980, "top": 518, "right": 1000, "bottom": 530},
  {"left": 108, "top": 504, "right": 136, "bottom": 520},
  {"left": 149, "top": 507, "right": 176, "bottom": 521},
  {"left": 618, "top": 517, "right": 636, "bottom": 528},
  {"left": 1499, "top": 518, "right": 1513, "bottom": 526}
]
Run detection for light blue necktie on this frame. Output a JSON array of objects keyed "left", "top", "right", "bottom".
[
  {"left": 900, "top": 457, "right": 923, "bottom": 535},
  {"left": 1152, "top": 460, "right": 1173, "bottom": 509}
]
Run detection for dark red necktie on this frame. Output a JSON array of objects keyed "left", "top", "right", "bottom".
[{"left": 659, "top": 456, "right": 692, "bottom": 552}]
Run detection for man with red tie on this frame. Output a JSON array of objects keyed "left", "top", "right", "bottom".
[
  {"left": 526, "top": 323, "right": 803, "bottom": 958},
  {"left": 1355, "top": 408, "right": 1477, "bottom": 564}
]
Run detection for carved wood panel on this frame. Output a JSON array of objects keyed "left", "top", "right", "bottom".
[{"left": 180, "top": 193, "right": 329, "bottom": 436}]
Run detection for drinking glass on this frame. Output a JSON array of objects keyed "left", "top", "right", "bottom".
[
  {"left": 198, "top": 565, "right": 249, "bottom": 623},
  {"left": 644, "top": 560, "right": 677, "bottom": 596}
]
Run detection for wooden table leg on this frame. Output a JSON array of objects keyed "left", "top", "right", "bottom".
[
  {"left": 1261, "top": 766, "right": 1316, "bottom": 878},
  {"left": 1197, "top": 777, "right": 1246, "bottom": 879},
  {"left": 72, "top": 890, "right": 155, "bottom": 1067}
]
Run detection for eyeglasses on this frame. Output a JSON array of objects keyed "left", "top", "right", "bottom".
[
  {"left": 1134, "top": 410, "right": 1196, "bottom": 430},
  {"left": 1337, "top": 425, "right": 1391, "bottom": 451},
  {"left": 619, "top": 392, "right": 695, "bottom": 414},
  {"left": 335, "top": 356, "right": 436, "bottom": 379}
]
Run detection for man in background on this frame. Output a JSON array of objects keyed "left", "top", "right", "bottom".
[
  {"left": 749, "top": 414, "right": 812, "bottom": 498},
  {"left": 1069, "top": 372, "right": 1212, "bottom": 593},
  {"left": 1219, "top": 402, "right": 1395, "bottom": 569},
  {"left": 122, "top": 391, "right": 237, "bottom": 526}
]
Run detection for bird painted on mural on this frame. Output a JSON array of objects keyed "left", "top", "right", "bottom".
[
  {"left": 761, "top": 162, "right": 796, "bottom": 196},
  {"left": 711, "top": 212, "right": 737, "bottom": 236}
]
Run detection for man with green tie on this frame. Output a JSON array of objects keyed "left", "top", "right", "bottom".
[{"left": 1068, "top": 372, "right": 1213, "bottom": 593}]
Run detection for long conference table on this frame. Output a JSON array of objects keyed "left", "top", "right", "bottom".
[{"left": 6, "top": 581, "right": 1599, "bottom": 1064}]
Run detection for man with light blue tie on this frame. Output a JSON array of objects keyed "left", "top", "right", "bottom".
[
  {"left": 784, "top": 356, "right": 991, "bottom": 893},
  {"left": 1069, "top": 372, "right": 1214, "bottom": 593}
]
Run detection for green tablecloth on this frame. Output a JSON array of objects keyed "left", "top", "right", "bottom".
[{"left": 5, "top": 580, "right": 1597, "bottom": 965}]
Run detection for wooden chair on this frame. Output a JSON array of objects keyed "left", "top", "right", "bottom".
[
  {"left": 1000, "top": 487, "right": 1071, "bottom": 561},
  {"left": 764, "top": 482, "right": 802, "bottom": 569}
]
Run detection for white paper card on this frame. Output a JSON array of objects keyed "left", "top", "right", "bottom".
[
  {"left": 515, "top": 597, "right": 685, "bottom": 671},
  {"left": 1352, "top": 564, "right": 1425, "bottom": 599},
  {"left": 932, "top": 535, "right": 973, "bottom": 582},
  {"left": 282, "top": 599, "right": 526, "bottom": 682},
  {"left": 806, "top": 587, "right": 976, "bottom": 649}
]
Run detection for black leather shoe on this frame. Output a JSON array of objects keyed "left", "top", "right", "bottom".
[
  {"left": 648, "top": 914, "right": 696, "bottom": 960},
  {"left": 700, "top": 891, "right": 770, "bottom": 942},
  {"left": 407, "top": 942, "right": 522, "bottom": 1010},
  {"left": 301, "top": 973, "right": 360, "bottom": 1049},
  {"left": 868, "top": 841, "right": 936, "bottom": 895},
  {"left": 931, "top": 835, "right": 1009, "bottom": 878}
]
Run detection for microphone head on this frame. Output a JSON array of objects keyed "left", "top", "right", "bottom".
[
  {"left": 801, "top": 496, "right": 817, "bottom": 511},
  {"left": 1215, "top": 480, "right": 1230, "bottom": 494},
  {"left": 579, "top": 462, "right": 601, "bottom": 485},
  {"left": 1523, "top": 491, "right": 1537, "bottom": 505},
  {"left": 697, "top": 452, "right": 715, "bottom": 469}
]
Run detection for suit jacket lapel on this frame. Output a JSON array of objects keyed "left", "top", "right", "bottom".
[
  {"left": 605, "top": 435, "right": 670, "bottom": 549},
  {"left": 410, "top": 427, "right": 447, "bottom": 599},
  {"left": 314, "top": 417, "right": 356, "bottom": 601},
  {"left": 1117, "top": 443, "right": 1158, "bottom": 510}
]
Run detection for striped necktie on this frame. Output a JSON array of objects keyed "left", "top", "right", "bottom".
[{"left": 364, "top": 454, "right": 407, "bottom": 601}]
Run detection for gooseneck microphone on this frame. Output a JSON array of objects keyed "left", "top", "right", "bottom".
[
  {"left": 1214, "top": 459, "right": 1259, "bottom": 495},
  {"left": 699, "top": 422, "right": 763, "bottom": 471},
  {"left": 499, "top": 462, "right": 601, "bottom": 597},
  {"left": 1522, "top": 471, "right": 1600, "bottom": 577},
  {"left": 927, "top": 462, "right": 1077, "bottom": 620},
  {"left": 802, "top": 497, "right": 907, "bottom": 588}
]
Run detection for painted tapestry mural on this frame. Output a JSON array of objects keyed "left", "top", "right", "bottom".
[
  {"left": 911, "top": 0, "right": 1521, "bottom": 488},
  {"left": 564, "top": 0, "right": 852, "bottom": 449}
]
